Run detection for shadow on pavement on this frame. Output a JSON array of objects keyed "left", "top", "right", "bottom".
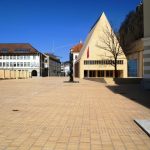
[
  {"left": 84, "top": 78, "right": 107, "bottom": 83},
  {"left": 84, "top": 78, "right": 150, "bottom": 109},
  {"left": 106, "top": 84, "right": 150, "bottom": 109}
]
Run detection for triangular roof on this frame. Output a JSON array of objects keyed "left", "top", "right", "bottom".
[
  {"left": 76, "top": 12, "right": 126, "bottom": 62},
  {"left": 71, "top": 42, "right": 83, "bottom": 53}
]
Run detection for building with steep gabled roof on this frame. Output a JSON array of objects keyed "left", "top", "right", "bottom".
[
  {"left": 75, "top": 12, "right": 127, "bottom": 78},
  {"left": 70, "top": 41, "right": 83, "bottom": 77}
]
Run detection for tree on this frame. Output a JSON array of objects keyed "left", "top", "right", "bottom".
[
  {"left": 119, "top": 2, "right": 143, "bottom": 52},
  {"left": 97, "top": 25, "right": 123, "bottom": 78}
]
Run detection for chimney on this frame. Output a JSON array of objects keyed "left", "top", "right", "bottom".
[{"left": 79, "top": 40, "right": 82, "bottom": 44}]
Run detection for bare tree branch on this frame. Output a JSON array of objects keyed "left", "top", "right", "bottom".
[{"left": 96, "top": 23, "right": 124, "bottom": 77}]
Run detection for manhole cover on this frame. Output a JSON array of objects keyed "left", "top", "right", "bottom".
[{"left": 12, "top": 109, "right": 19, "bottom": 112}]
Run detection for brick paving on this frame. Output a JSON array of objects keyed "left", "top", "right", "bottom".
[{"left": 0, "top": 77, "right": 150, "bottom": 150}]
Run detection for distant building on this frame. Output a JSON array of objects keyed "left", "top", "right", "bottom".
[
  {"left": 75, "top": 13, "right": 127, "bottom": 78},
  {"left": 70, "top": 41, "right": 83, "bottom": 77},
  {"left": 143, "top": 0, "right": 150, "bottom": 89},
  {"left": 0, "top": 43, "right": 45, "bottom": 77},
  {"left": 44, "top": 53, "right": 61, "bottom": 76},
  {"left": 61, "top": 61, "right": 70, "bottom": 76}
]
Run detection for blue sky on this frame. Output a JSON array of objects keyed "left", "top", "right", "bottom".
[{"left": 0, "top": 0, "right": 141, "bottom": 61}]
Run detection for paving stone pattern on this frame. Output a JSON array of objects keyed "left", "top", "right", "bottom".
[{"left": 0, "top": 77, "right": 150, "bottom": 150}]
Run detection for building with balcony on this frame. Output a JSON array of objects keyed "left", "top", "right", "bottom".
[{"left": 44, "top": 53, "right": 61, "bottom": 76}]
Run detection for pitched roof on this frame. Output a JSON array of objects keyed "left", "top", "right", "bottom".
[
  {"left": 71, "top": 43, "right": 83, "bottom": 53},
  {"left": 0, "top": 43, "right": 39, "bottom": 54},
  {"left": 45, "top": 53, "right": 60, "bottom": 62},
  {"left": 76, "top": 12, "right": 111, "bottom": 62}
]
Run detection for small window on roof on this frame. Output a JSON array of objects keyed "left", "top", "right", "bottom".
[
  {"left": 15, "top": 49, "right": 30, "bottom": 53},
  {"left": 1, "top": 48, "right": 9, "bottom": 53}
]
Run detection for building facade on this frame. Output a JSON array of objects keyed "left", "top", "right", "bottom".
[
  {"left": 44, "top": 53, "right": 61, "bottom": 76},
  {"left": 70, "top": 42, "right": 83, "bottom": 77},
  {"left": 61, "top": 61, "right": 70, "bottom": 76},
  {"left": 75, "top": 13, "right": 127, "bottom": 79},
  {"left": 143, "top": 0, "right": 150, "bottom": 88},
  {"left": 126, "top": 39, "right": 144, "bottom": 77},
  {"left": 0, "top": 43, "right": 45, "bottom": 78}
]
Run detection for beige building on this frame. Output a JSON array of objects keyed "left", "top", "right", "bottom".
[
  {"left": 143, "top": 0, "right": 150, "bottom": 88},
  {"left": 75, "top": 12, "right": 127, "bottom": 78},
  {"left": 126, "top": 39, "right": 144, "bottom": 77}
]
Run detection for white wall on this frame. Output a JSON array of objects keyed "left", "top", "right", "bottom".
[{"left": 0, "top": 55, "right": 40, "bottom": 76}]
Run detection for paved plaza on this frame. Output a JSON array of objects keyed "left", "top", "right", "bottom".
[{"left": 0, "top": 77, "right": 150, "bottom": 150}]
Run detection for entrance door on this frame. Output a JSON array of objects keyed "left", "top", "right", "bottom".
[
  {"left": 89, "top": 71, "right": 96, "bottom": 77},
  {"left": 32, "top": 70, "right": 37, "bottom": 76},
  {"left": 128, "top": 60, "right": 137, "bottom": 77}
]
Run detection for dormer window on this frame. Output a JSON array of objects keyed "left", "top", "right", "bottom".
[{"left": 1, "top": 48, "right": 9, "bottom": 53}]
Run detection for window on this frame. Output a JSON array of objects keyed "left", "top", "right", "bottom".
[
  {"left": 45, "top": 58, "right": 48, "bottom": 63},
  {"left": 0, "top": 62, "right": 2, "bottom": 67},
  {"left": 3, "top": 56, "right": 6, "bottom": 59},
  {"left": 27, "top": 56, "right": 30, "bottom": 60},
  {"left": 106, "top": 70, "right": 113, "bottom": 77},
  {"left": 13, "top": 56, "right": 16, "bottom": 59},
  {"left": 1, "top": 48, "right": 9, "bottom": 53},
  {"left": 6, "top": 62, "right": 9, "bottom": 67},
  {"left": 20, "top": 56, "right": 23, "bottom": 60},
  {"left": 36, "top": 63, "right": 39, "bottom": 67},
  {"left": 24, "top": 62, "right": 27, "bottom": 67},
  {"left": 17, "top": 62, "right": 20, "bottom": 67},
  {"left": 10, "top": 56, "right": 13, "bottom": 59},
  {"left": 27, "top": 62, "right": 30, "bottom": 67},
  {"left": 75, "top": 55, "right": 78, "bottom": 60},
  {"left": 89, "top": 71, "right": 96, "bottom": 77},
  {"left": 10, "top": 62, "right": 13, "bottom": 67},
  {"left": 21, "top": 62, "right": 23, "bottom": 67},
  {"left": 3, "top": 62, "right": 6, "bottom": 67},
  {"left": 0, "top": 56, "right": 2, "bottom": 59},
  {"left": 100, "top": 71, "right": 104, "bottom": 77},
  {"left": 14, "top": 62, "right": 16, "bottom": 67},
  {"left": 15, "top": 49, "right": 30, "bottom": 53},
  {"left": 17, "top": 56, "right": 19, "bottom": 59},
  {"left": 33, "top": 55, "right": 36, "bottom": 59}
]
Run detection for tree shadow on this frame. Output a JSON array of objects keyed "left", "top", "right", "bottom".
[{"left": 63, "top": 81, "right": 79, "bottom": 83}]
